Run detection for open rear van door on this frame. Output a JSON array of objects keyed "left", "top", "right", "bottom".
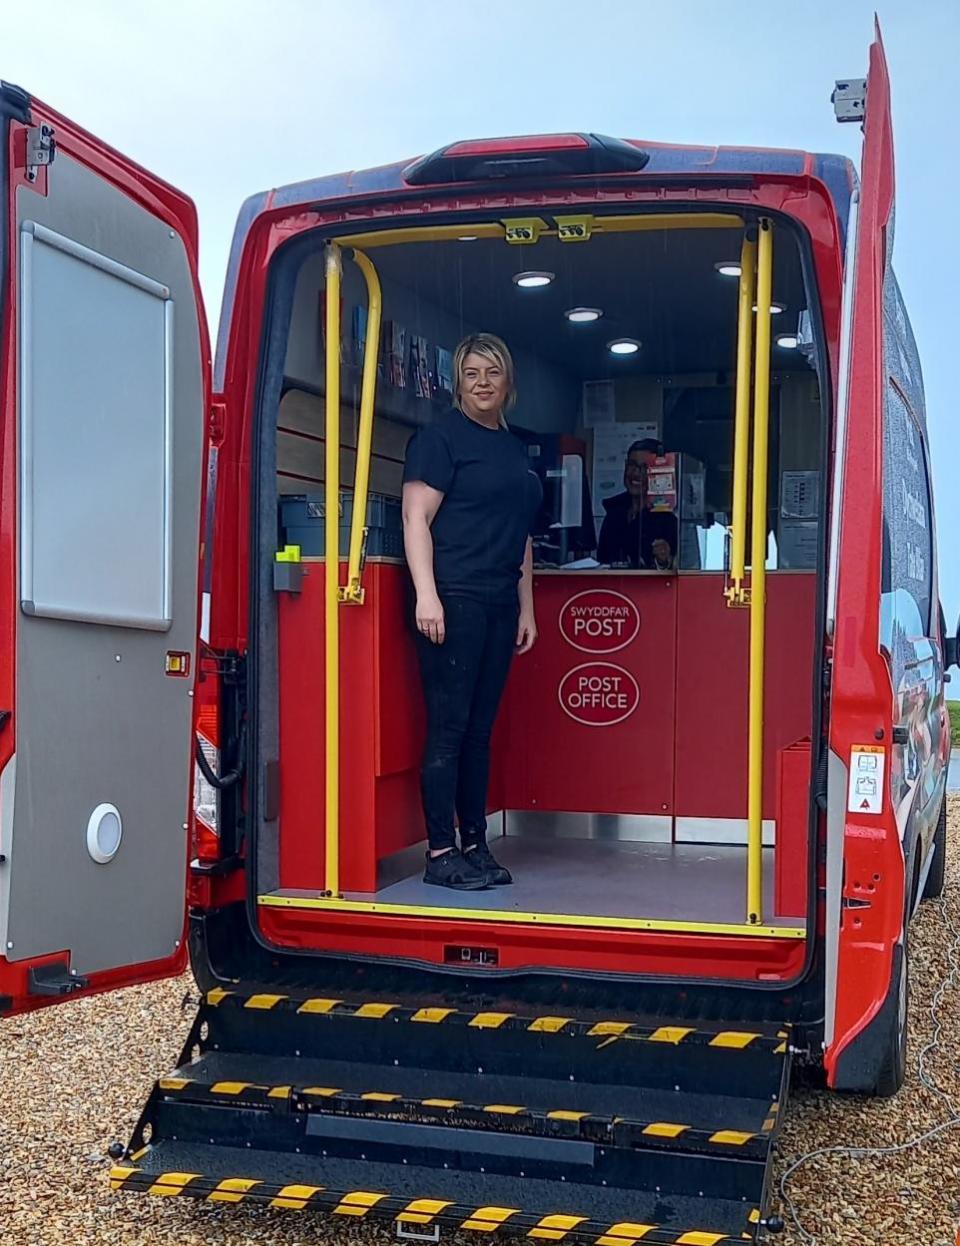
[
  {"left": 823, "top": 25, "right": 905, "bottom": 1088},
  {"left": 0, "top": 84, "right": 208, "bottom": 1014}
]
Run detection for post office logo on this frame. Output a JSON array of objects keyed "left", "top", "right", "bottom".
[
  {"left": 559, "top": 590, "right": 640, "bottom": 654},
  {"left": 558, "top": 662, "right": 640, "bottom": 727}
]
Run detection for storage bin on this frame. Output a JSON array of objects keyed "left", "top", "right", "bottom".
[{"left": 280, "top": 492, "right": 405, "bottom": 559}]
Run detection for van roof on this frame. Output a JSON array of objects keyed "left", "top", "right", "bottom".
[
  {"left": 255, "top": 141, "right": 856, "bottom": 216},
  {"left": 213, "top": 141, "right": 857, "bottom": 387}
]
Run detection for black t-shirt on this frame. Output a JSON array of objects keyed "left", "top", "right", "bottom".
[
  {"left": 403, "top": 409, "right": 542, "bottom": 602},
  {"left": 597, "top": 492, "right": 678, "bottom": 569}
]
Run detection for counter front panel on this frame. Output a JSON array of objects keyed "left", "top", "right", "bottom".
[{"left": 499, "top": 574, "right": 678, "bottom": 819}]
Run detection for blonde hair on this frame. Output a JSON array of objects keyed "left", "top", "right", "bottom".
[{"left": 453, "top": 333, "right": 517, "bottom": 426}]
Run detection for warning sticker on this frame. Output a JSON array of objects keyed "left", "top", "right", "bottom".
[{"left": 847, "top": 745, "right": 885, "bottom": 814}]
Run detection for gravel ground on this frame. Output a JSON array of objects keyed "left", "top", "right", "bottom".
[{"left": 3, "top": 804, "right": 960, "bottom": 1246}]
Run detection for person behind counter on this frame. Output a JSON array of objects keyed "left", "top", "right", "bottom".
[
  {"left": 401, "top": 333, "right": 542, "bottom": 891},
  {"left": 597, "top": 441, "right": 678, "bottom": 570}
]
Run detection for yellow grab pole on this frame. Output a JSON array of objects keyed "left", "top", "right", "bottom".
[
  {"left": 747, "top": 219, "right": 773, "bottom": 924},
  {"left": 727, "top": 232, "right": 757, "bottom": 604},
  {"left": 324, "top": 243, "right": 342, "bottom": 896},
  {"left": 343, "top": 249, "right": 383, "bottom": 604}
]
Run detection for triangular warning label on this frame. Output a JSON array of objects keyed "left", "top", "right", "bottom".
[{"left": 860, "top": 799, "right": 871, "bottom": 810}]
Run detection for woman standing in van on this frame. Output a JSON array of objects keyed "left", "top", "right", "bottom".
[{"left": 402, "top": 334, "right": 542, "bottom": 890}]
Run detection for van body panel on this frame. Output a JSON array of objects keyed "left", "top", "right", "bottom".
[
  {"left": 2, "top": 30, "right": 943, "bottom": 1105},
  {"left": 0, "top": 89, "right": 210, "bottom": 1015},
  {"left": 217, "top": 189, "right": 837, "bottom": 997},
  {"left": 213, "top": 178, "right": 846, "bottom": 653}
]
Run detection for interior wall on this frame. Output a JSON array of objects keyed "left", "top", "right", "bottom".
[
  {"left": 778, "top": 372, "right": 821, "bottom": 470},
  {"left": 276, "top": 388, "right": 411, "bottom": 497},
  {"left": 285, "top": 250, "right": 580, "bottom": 435}
]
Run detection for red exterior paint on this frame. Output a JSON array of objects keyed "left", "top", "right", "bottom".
[
  {"left": 0, "top": 97, "right": 211, "bottom": 1014},
  {"left": 258, "top": 904, "right": 808, "bottom": 981},
  {"left": 445, "top": 135, "right": 591, "bottom": 156},
  {"left": 822, "top": 29, "right": 902, "bottom": 1085}
]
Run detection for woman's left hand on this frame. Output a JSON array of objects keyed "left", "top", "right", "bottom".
[{"left": 516, "top": 610, "right": 538, "bottom": 655}]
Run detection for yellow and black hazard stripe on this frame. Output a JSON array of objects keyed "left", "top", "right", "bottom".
[
  {"left": 155, "top": 1074, "right": 775, "bottom": 1153},
  {"left": 109, "top": 1165, "right": 756, "bottom": 1245},
  {"left": 203, "top": 988, "right": 789, "bottom": 1052}
]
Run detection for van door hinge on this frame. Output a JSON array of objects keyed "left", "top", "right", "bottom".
[
  {"left": 209, "top": 399, "right": 226, "bottom": 447},
  {"left": 25, "top": 123, "right": 56, "bottom": 182},
  {"left": 832, "top": 79, "right": 865, "bottom": 125}
]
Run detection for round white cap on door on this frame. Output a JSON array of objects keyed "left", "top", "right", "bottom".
[{"left": 86, "top": 803, "right": 123, "bottom": 864}]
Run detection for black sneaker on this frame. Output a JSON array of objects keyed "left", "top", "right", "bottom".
[
  {"left": 423, "top": 848, "right": 489, "bottom": 891},
  {"left": 464, "top": 842, "right": 512, "bottom": 886}
]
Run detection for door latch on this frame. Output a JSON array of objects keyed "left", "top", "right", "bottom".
[{"left": 25, "top": 123, "right": 56, "bottom": 182}]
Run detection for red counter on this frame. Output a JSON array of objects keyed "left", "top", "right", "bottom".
[
  {"left": 497, "top": 574, "right": 678, "bottom": 820},
  {"left": 277, "top": 563, "right": 816, "bottom": 900},
  {"left": 277, "top": 559, "right": 424, "bottom": 893},
  {"left": 499, "top": 571, "right": 816, "bottom": 831}
]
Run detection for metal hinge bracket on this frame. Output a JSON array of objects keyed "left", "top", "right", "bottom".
[
  {"left": 25, "top": 123, "right": 56, "bottom": 181},
  {"left": 209, "top": 399, "right": 227, "bottom": 447},
  {"left": 832, "top": 79, "right": 866, "bottom": 125}
]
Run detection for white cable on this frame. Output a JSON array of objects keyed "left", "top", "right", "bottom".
[{"left": 778, "top": 874, "right": 960, "bottom": 1245}]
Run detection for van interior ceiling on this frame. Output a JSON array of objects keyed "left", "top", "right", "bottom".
[{"left": 255, "top": 212, "right": 826, "bottom": 963}]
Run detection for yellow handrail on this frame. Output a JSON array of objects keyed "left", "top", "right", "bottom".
[
  {"left": 341, "top": 249, "right": 383, "bottom": 604},
  {"left": 747, "top": 219, "right": 774, "bottom": 924},
  {"left": 726, "top": 232, "right": 756, "bottom": 604},
  {"left": 331, "top": 212, "right": 743, "bottom": 251},
  {"left": 324, "top": 243, "right": 343, "bottom": 897}
]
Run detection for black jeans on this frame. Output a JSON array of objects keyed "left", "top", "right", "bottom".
[{"left": 414, "top": 594, "right": 518, "bottom": 852}]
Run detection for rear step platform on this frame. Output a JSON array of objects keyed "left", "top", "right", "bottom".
[{"left": 111, "top": 987, "right": 791, "bottom": 1245}]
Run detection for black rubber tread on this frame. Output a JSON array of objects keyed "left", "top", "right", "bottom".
[{"left": 922, "top": 796, "right": 947, "bottom": 900}]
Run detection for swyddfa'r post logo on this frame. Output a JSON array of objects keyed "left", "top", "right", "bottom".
[{"left": 559, "top": 590, "right": 640, "bottom": 654}]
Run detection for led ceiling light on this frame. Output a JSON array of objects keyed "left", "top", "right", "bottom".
[
  {"left": 513, "top": 271, "right": 555, "bottom": 288},
  {"left": 608, "top": 338, "right": 641, "bottom": 356},
  {"left": 458, "top": 234, "right": 479, "bottom": 241},
  {"left": 754, "top": 301, "right": 786, "bottom": 314},
  {"left": 714, "top": 262, "right": 742, "bottom": 277},
  {"left": 565, "top": 307, "right": 603, "bottom": 323},
  {"left": 776, "top": 334, "right": 800, "bottom": 349}
]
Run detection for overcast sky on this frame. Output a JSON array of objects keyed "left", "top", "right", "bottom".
[{"left": 4, "top": 1, "right": 959, "bottom": 618}]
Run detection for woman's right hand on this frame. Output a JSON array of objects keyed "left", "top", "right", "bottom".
[{"left": 416, "top": 593, "right": 445, "bottom": 645}]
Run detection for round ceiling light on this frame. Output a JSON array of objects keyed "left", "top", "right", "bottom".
[
  {"left": 754, "top": 300, "right": 786, "bottom": 315},
  {"left": 715, "top": 262, "right": 742, "bottom": 277},
  {"left": 608, "top": 338, "right": 641, "bottom": 356},
  {"left": 513, "top": 271, "right": 555, "bottom": 289},
  {"left": 565, "top": 307, "right": 603, "bottom": 323},
  {"left": 458, "top": 234, "right": 479, "bottom": 241},
  {"left": 776, "top": 334, "right": 800, "bottom": 349}
]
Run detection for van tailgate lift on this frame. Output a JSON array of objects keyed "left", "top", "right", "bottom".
[{"left": 111, "top": 987, "right": 790, "bottom": 1243}]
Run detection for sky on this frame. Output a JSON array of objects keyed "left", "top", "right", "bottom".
[{"left": 3, "top": 0, "right": 959, "bottom": 619}]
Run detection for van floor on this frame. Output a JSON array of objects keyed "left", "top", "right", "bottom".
[{"left": 342, "top": 835, "right": 803, "bottom": 930}]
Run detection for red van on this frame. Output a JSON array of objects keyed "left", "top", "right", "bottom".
[{"left": 1, "top": 24, "right": 951, "bottom": 1245}]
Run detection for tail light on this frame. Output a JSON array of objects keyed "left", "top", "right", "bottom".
[{"left": 193, "top": 702, "right": 221, "bottom": 861}]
